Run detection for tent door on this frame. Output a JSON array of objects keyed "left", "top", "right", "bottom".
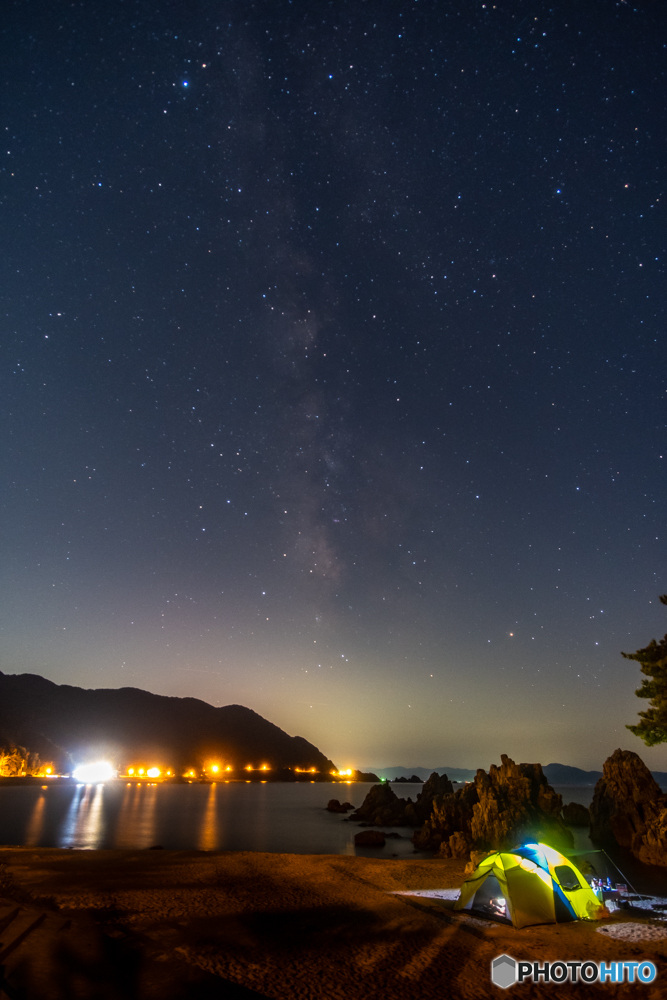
[{"left": 469, "top": 874, "right": 512, "bottom": 924}]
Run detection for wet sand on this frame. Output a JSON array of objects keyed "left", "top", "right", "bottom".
[{"left": 1, "top": 847, "right": 665, "bottom": 999}]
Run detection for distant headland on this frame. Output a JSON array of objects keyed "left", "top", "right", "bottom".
[{"left": 0, "top": 670, "right": 368, "bottom": 781}]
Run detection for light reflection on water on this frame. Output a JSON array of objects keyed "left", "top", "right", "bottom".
[
  {"left": 24, "top": 793, "right": 46, "bottom": 847},
  {"left": 113, "top": 782, "right": 158, "bottom": 849},
  {"left": 3, "top": 781, "right": 426, "bottom": 858},
  {"left": 8, "top": 781, "right": 664, "bottom": 889},
  {"left": 60, "top": 783, "right": 106, "bottom": 849},
  {"left": 198, "top": 783, "right": 217, "bottom": 851}
]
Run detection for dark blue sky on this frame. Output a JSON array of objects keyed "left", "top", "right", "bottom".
[{"left": 1, "top": 0, "right": 665, "bottom": 770}]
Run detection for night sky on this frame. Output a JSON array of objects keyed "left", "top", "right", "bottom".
[{"left": 2, "top": 1, "right": 665, "bottom": 772}]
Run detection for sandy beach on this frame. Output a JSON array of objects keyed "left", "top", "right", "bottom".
[{"left": 0, "top": 847, "right": 666, "bottom": 999}]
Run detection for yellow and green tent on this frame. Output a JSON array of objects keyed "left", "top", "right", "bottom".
[{"left": 454, "top": 842, "right": 605, "bottom": 929}]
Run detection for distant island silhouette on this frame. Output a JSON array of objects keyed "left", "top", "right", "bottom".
[
  {"left": 366, "top": 763, "right": 667, "bottom": 787},
  {"left": 0, "top": 670, "right": 338, "bottom": 779}
]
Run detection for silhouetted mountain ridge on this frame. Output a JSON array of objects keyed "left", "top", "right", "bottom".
[{"left": 0, "top": 670, "right": 336, "bottom": 774}]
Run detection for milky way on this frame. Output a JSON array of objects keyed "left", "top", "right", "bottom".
[{"left": 1, "top": 1, "right": 665, "bottom": 770}]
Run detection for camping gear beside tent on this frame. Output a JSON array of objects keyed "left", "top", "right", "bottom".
[{"left": 454, "top": 842, "right": 606, "bottom": 929}]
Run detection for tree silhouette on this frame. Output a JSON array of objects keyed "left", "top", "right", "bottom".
[
  {"left": 0, "top": 745, "right": 42, "bottom": 776},
  {"left": 624, "top": 595, "right": 667, "bottom": 745}
]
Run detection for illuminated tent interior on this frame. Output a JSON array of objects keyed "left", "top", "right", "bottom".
[{"left": 454, "top": 843, "right": 605, "bottom": 930}]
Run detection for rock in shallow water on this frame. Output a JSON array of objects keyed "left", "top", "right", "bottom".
[
  {"left": 562, "top": 802, "right": 590, "bottom": 827},
  {"left": 326, "top": 799, "right": 354, "bottom": 813},
  {"left": 354, "top": 830, "right": 386, "bottom": 847},
  {"left": 349, "top": 772, "right": 453, "bottom": 827}
]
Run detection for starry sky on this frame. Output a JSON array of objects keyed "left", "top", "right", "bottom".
[{"left": 1, "top": 1, "right": 665, "bottom": 772}]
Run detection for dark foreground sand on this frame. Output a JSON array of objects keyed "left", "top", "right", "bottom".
[{"left": 0, "top": 847, "right": 665, "bottom": 999}]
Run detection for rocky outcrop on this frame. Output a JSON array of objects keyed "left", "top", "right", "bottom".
[
  {"left": 415, "top": 781, "right": 479, "bottom": 855},
  {"left": 471, "top": 757, "right": 572, "bottom": 851},
  {"left": 444, "top": 831, "right": 471, "bottom": 859},
  {"left": 354, "top": 830, "right": 386, "bottom": 847},
  {"left": 352, "top": 770, "right": 380, "bottom": 782},
  {"left": 349, "top": 782, "right": 404, "bottom": 825},
  {"left": 350, "top": 772, "right": 453, "bottom": 827},
  {"left": 562, "top": 802, "right": 590, "bottom": 827},
  {"left": 464, "top": 850, "right": 492, "bottom": 874},
  {"left": 414, "top": 755, "right": 573, "bottom": 854},
  {"left": 326, "top": 799, "right": 354, "bottom": 813},
  {"left": 589, "top": 749, "right": 667, "bottom": 866},
  {"left": 418, "top": 771, "right": 455, "bottom": 811},
  {"left": 393, "top": 775, "right": 424, "bottom": 784},
  {"left": 352, "top": 758, "right": 572, "bottom": 854}
]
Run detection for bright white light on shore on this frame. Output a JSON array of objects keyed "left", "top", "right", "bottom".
[
  {"left": 147, "top": 767, "right": 160, "bottom": 778},
  {"left": 73, "top": 762, "right": 116, "bottom": 783}
]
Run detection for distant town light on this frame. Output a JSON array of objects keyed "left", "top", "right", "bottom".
[
  {"left": 245, "top": 765, "right": 253, "bottom": 771},
  {"left": 147, "top": 767, "right": 160, "bottom": 778},
  {"left": 138, "top": 768, "right": 145, "bottom": 776},
  {"left": 211, "top": 765, "right": 219, "bottom": 773},
  {"left": 73, "top": 762, "right": 116, "bottom": 783},
  {"left": 128, "top": 767, "right": 135, "bottom": 776}
]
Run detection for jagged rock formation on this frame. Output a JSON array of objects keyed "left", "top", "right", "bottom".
[
  {"left": 589, "top": 748, "right": 667, "bottom": 866},
  {"left": 474, "top": 758, "right": 572, "bottom": 850},
  {"left": 392, "top": 775, "right": 424, "bottom": 784},
  {"left": 562, "top": 802, "right": 590, "bottom": 827},
  {"left": 414, "top": 755, "right": 573, "bottom": 855},
  {"left": 415, "top": 781, "right": 480, "bottom": 856},
  {"left": 350, "top": 772, "right": 453, "bottom": 827},
  {"left": 464, "top": 850, "right": 492, "bottom": 874}
]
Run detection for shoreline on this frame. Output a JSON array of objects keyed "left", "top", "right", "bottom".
[
  {"left": 1, "top": 847, "right": 666, "bottom": 998},
  {"left": 0, "top": 775, "right": 367, "bottom": 786}
]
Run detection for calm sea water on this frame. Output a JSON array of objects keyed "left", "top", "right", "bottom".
[
  {"left": 0, "top": 781, "right": 429, "bottom": 859},
  {"left": 2, "top": 781, "right": 665, "bottom": 893}
]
